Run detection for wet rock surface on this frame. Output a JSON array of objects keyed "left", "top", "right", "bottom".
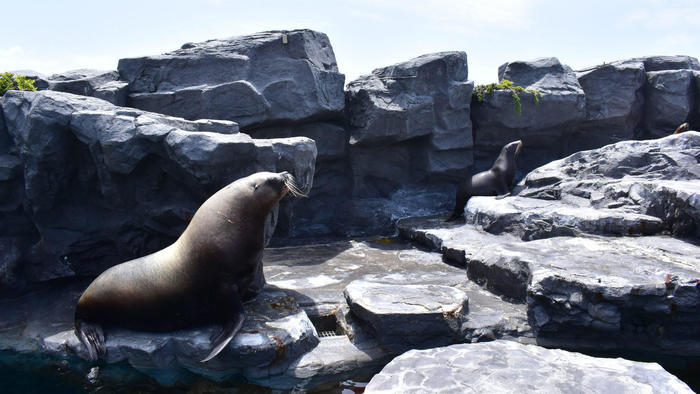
[{"left": 365, "top": 341, "right": 693, "bottom": 393}]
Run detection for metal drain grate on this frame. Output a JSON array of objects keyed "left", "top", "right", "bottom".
[{"left": 310, "top": 314, "right": 345, "bottom": 338}]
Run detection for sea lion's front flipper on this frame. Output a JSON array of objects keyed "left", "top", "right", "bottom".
[
  {"left": 495, "top": 192, "right": 512, "bottom": 200},
  {"left": 75, "top": 319, "right": 106, "bottom": 361},
  {"left": 201, "top": 296, "right": 246, "bottom": 363}
]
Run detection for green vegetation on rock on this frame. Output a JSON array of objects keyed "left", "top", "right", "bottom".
[
  {"left": 473, "top": 79, "right": 542, "bottom": 115},
  {"left": 0, "top": 73, "right": 37, "bottom": 96}
]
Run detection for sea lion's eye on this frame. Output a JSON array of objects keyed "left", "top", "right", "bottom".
[{"left": 253, "top": 184, "right": 259, "bottom": 191}]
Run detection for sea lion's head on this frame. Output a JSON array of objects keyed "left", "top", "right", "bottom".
[
  {"left": 243, "top": 171, "right": 307, "bottom": 212},
  {"left": 503, "top": 140, "right": 523, "bottom": 159}
]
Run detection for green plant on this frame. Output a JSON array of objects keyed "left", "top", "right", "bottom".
[
  {"left": 473, "top": 79, "right": 542, "bottom": 115},
  {"left": 0, "top": 72, "right": 37, "bottom": 96}
]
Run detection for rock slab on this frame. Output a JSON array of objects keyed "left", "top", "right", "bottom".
[
  {"left": 365, "top": 341, "right": 693, "bottom": 393},
  {"left": 344, "top": 280, "right": 468, "bottom": 353}
]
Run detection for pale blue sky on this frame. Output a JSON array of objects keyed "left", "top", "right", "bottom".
[{"left": 2, "top": 0, "right": 699, "bottom": 84}]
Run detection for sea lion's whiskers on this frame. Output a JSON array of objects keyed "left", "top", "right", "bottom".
[{"left": 282, "top": 173, "right": 308, "bottom": 198}]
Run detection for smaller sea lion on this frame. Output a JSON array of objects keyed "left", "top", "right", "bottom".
[
  {"left": 673, "top": 122, "right": 690, "bottom": 134},
  {"left": 446, "top": 140, "right": 523, "bottom": 221}
]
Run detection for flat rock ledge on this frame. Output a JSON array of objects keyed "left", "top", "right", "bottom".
[
  {"left": 344, "top": 280, "right": 469, "bottom": 353},
  {"left": 0, "top": 282, "right": 318, "bottom": 387},
  {"left": 398, "top": 216, "right": 700, "bottom": 357},
  {"left": 365, "top": 341, "right": 693, "bottom": 393}
]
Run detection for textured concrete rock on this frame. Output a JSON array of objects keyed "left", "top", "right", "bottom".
[
  {"left": 644, "top": 70, "right": 696, "bottom": 138},
  {"left": 0, "top": 90, "right": 316, "bottom": 283},
  {"left": 0, "top": 279, "right": 318, "bottom": 387},
  {"left": 344, "top": 280, "right": 468, "bottom": 353},
  {"left": 465, "top": 196, "right": 665, "bottom": 240},
  {"left": 245, "top": 121, "right": 352, "bottom": 238},
  {"left": 365, "top": 341, "right": 693, "bottom": 393},
  {"left": 345, "top": 52, "right": 473, "bottom": 197},
  {"left": 575, "top": 61, "right": 646, "bottom": 146},
  {"left": 47, "top": 69, "right": 128, "bottom": 106},
  {"left": 118, "top": 29, "right": 345, "bottom": 129},
  {"left": 265, "top": 238, "right": 531, "bottom": 347},
  {"left": 625, "top": 55, "right": 700, "bottom": 72},
  {"left": 398, "top": 215, "right": 700, "bottom": 356},
  {"left": 516, "top": 132, "right": 700, "bottom": 238},
  {"left": 473, "top": 57, "right": 586, "bottom": 172}
]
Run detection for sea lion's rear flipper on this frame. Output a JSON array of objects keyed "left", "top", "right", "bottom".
[
  {"left": 201, "top": 299, "right": 246, "bottom": 362},
  {"left": 75, "top": 319, "right": 106, "bottom": 361},
  {"left": 495, "top": 192, "right": 512, "bottom": 200}
]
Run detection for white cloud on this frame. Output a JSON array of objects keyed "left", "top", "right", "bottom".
[
  {"left": 0, "top": 46, "right": 23, "bottom": 57},
  {"left": 345, "top": 0, "right": 540, "bottom": 34},
  {"left": 618, "top": 3, "right": 700, "bottom": 28}
]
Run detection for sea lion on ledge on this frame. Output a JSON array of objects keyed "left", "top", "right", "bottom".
[
  {"left": 446, "top": 140, "right": 522, "bottom": 221},
  {"left": 74, "top": 171, "right": 307, "bottom": 362}
]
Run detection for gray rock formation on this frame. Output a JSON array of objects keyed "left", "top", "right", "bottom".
[
  {"left": 344, "top": 280, "right": 468, "bottom": 353},
  {"left": 515, "top": 132, "right": 699, "bottom": 239},
  {"left": 46, "top": 69, "right": 128, "bottom": 106},
  {"left": 472, "top": 57, "right": 585, "bottom": 171},
  {"left": 397, "top": 133, "right": 700, "bottom": 357},
  {"left": 365, "top": 341, "right": 693, "bottom": 393},
  {"left": 644, "top": 70, "right": 696, "bottom": 138},
  {"left": 118, "top": 30, "right": 345, "bottom": 129},
  {"left": 575, "top": 61, "right": 646, "bottom": 147},
  {"left": 625, "top": 55, "right": 700, "bottom": 72},
  {"left": 345, "top": 52, "right": 473, "bottom": 197},
  {"left": 0, "top": 90, "right": 316, "bottom": 286}
]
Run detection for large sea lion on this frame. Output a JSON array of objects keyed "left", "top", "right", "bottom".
[
  {"left": 446, "top": 140, "right": 522, "bottom": 221},
  {"left": 74, "top": 171, "right": 306, "bottom": 362}
]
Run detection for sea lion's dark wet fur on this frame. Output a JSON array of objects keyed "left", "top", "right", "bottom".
[
  {"left": 447, "top": 140, "right": 522, "bottom": 221},
  {"left": 74, "top": 171, "right": 304, "bottom": 362}
]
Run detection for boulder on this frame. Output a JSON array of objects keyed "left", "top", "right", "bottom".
[
  {"left": 644, "top": 70, "right": 696, "bottom": 138},
  {"left": 118, "top": 29, "right": 345, "bottom": 129},
  {"left": 0, "top": 90, "right": 316, "bottom": 283},
  {"left": 345, "top": 52, "right": 474, "bottom": 197},
  {"left": 472, "top": 57, "right": 585, "bottom": 172},
  {"left": 515, "top": 132, "right": 700, "bottom": 239},
  {"left": 344, "top": 280, "right": 468, "bottom": 353},
  {"left": 365, "top": 341, "right": 693, "bottom": 393},
  {"left": 625, "top": 55, "right": 700, "bottom": 72},
  {"left": 575, "top": 61, "right": 646, "bottom": 146},
  {"left": 47, "top": 69, "right": 128, "bottom": 106}
]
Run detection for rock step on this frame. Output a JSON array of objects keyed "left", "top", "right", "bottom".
[
  {"left": 365, "top": 341, "right": 693, "bottom": 393},
  {"left": 398, "top": 215, "right": 700, "bottom": 357},
  {"left": 344, "top": 280, "right": 468, "bottom": 354}
]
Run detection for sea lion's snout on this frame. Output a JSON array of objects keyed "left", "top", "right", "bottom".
[
  {"left": 514, "top": 140, "right": 523, "bottom": 156},
  {"left": 279, "top": 172, "right": 308, "bottom": 198}
]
